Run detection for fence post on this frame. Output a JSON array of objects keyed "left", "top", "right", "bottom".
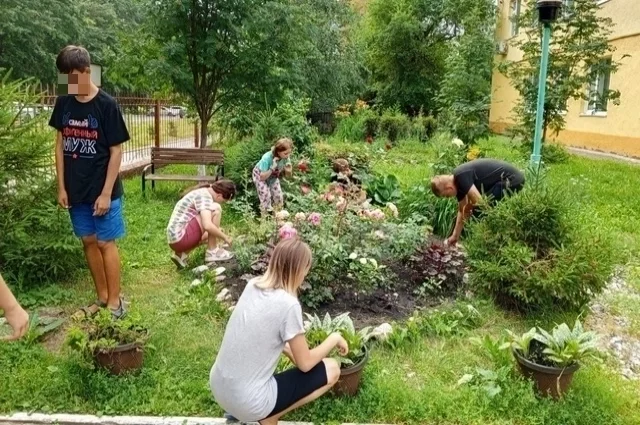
[
  {"left": 194, "top": 121, "right": 200, "bottom": 148},
  {"left": 154, "top": 99, "right": 161, "bottom": 148}
]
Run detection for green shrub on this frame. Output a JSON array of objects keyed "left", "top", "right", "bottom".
[
  {"left": 379, "top": 109, "right": 410, "bottom": 143},
  {"left": 465, "top": 180, "right": 614, "bottom": 311},
  {"left": 313, "top": 142, "right": 371, "bottom": 172},
  {"left": 224, "top": 137, "right": 271, "bottom": 192},
  {"left": 334, "top": 114, "right": 364, "bottom": 142},
  {"left": 520, "top": 140, "right": 570, "bottom": 164},
  {"left": 412, "top": 115, "right": 437, "bottom": 142},
  {"left": 0, "top": 73, "right": 83, "bottom": 289},
  {"left": 360, "top": 108, "right": 380, "bottom": 138}
]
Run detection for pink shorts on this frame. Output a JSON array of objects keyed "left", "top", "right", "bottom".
[{"left": 169, "top": 218, "right": 203, "bottom": 253}]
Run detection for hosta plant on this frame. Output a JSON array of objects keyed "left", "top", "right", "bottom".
[
  {"left": 304, "top": 312, "right": 372, "bottom": 367},
  {"left": 503, "top": 320, "right": 600, "bottom": 368}
]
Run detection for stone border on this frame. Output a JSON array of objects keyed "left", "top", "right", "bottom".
[{"left": 0, "top": 413, "right": 390, "bottom": 425}]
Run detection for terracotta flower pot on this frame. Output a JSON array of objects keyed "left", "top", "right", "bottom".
[
  {"left": 513, "top": 349, "right": 579, "bottom": 399},
  {"left": 333, "top": 346, "right": 369, "bottom": 397},
  {"left": 94, "top": 342, "right": 145, "bottom": 375}
]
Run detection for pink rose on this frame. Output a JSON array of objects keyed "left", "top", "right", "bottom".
[
  {"left": 279, "top": 223, "right": 298, "bottom": 240},
  {"left": 308, "top": 212, "right": 322, "bottom": 226}
]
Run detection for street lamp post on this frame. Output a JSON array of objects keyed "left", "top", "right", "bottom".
[{"left": 531, "top": 0, "right": 563, "bottom": 168}]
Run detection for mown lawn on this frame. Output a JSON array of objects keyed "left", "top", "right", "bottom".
[{"left": 1, "top": 137, "right": 640, "bottom": 424}]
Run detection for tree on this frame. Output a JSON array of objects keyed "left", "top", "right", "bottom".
[
  {"left": 499, "top": 0, "right": 621, "bottom": 144},
  {"left": 438, "top": 0, "right": 496, "bottom": 144},
  {"left": 152, "top": 0, "right": 310, "bottom": 148}
]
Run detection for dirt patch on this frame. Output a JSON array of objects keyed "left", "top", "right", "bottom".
[{"left": 216, "top": 241, "right": 466, "bottom": 328}]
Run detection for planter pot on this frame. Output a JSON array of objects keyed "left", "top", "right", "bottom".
[
  {"left": 333, "top": 346, "right": 369, "bottom": 397},
  {"left": 94, "top": 342, "right": 144, "bottom": 375},
  {"left": 513, "top": 349, "right": 579, "bottom": 399}
]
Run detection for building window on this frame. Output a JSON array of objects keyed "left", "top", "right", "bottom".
[
  {"left": 562, "top": 0, "right": 575, "bottom": 17},
  {"left": 510, "top": 0, "right": 521, "bottom": 37},
  {"left": 586, "top": 58, "right": 612, "bottom": 114}
]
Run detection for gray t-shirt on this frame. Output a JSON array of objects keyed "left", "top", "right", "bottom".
[{"left": 209, "top": 279, "right": 304, "bottom": 422}]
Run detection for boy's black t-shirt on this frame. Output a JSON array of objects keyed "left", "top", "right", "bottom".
[
  {"left": 453, "top": 159, "right": 524, "bottom": 202},
  {"left": 49, "top": 90, "right": 130, "bottom": 205}
]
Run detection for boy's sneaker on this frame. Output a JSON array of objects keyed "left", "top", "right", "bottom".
[
  {"left": 223, "top": 412, "right": 239, "bottom": 423},
  {"left": 205, "top": 248, "right": 234, "bottom": 263},
  {"left": 171, "top": 253, "right": 188, "bottom": 269}
]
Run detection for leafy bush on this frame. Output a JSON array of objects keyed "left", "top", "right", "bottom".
[
  {"left": 411, "top": 114, "right": 438, "bottom": 142},
  {"left": 519, "top": 140, "right": 570, "bottom": 164},
  {"left": 366, "top": 174, "right": 401, "bottom": 206},
  {"left": 0, "top": 73, "right": 83, "bottom": 289},
  {"left": 379, "top": 109, "right": 410, "bottom": 143},
  {"left": 334, "top": 107, "right": 380, "bottom": 142},
  {"left": 465, "top": 180, "right": 615, "bottom": 310},
  {"left": 428, "top": 132, "right": 467, "bottom": 174},
  {"left": 313, "top": 142, "right": 371, "bottom": 173},
  {"left": 224, "top": 137, "right": 271, "bottom": 192}
]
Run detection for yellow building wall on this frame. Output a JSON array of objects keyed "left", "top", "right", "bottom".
[{"left": 489, "top": 0, "right": 640, "bottom": 157}]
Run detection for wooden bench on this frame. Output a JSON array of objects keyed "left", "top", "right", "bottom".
[{"left": 141, "top": 147, "right": 224, "bottom": 195}]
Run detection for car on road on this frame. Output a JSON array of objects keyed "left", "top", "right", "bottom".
[{"left": 146, "top": 106, "right": 187, "bottom": 118}]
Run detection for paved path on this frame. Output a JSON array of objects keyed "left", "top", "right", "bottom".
[
  {"left": 0, "top": 413, "right": 390, "bottom": 425},
  {"left": 568, "top": 147, "right": 640, "bottom": 165}
]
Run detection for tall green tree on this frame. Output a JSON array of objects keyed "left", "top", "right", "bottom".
[
  {"left": 499, "top": 0, "right": 622, "bottom": 143},
  {"left": 363, "top": 0, "right": 468, "bottom": 115},
  {"left": 437, "top": 0, "right": 496, "bottom": 144},
  {"left": 151, "top": 0, "right": 312, "bottom": 147}
]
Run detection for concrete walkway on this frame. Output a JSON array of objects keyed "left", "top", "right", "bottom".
[
  {"left": 0, "top": 413, "right": 390, "bottom": 425},
  {"left": 568, "top": 147, "right": 640, "bottom": 165}
]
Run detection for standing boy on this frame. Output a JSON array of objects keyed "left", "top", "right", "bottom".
[
  {"left": 49, "top": 45, "right": 130, "bottom": 319},
  {"left": 431, "top": 158, "right": 525, "bottom": 246}
]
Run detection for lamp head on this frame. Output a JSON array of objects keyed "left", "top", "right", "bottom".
[{"left": 537, "top": 0, "right": 562, "bottom": 23}]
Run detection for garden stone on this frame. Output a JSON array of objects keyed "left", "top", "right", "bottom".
[
  {"left": 190, "top": 279, "right": 203, "bottom": 288},
  {"left": 370, "top": 323, "right": 393, "bottom": 341},
  {"left": 216, "top": 288, "right": 231, "bottom": 302},
  {"left": 240, "top": 274, "right": 257, "bottom": 282},
  {"left": 192, "top": 265, "right": 210, "bottom": 276},
  {"left": 228, "top": 305, "right": 236, "bottom": 312},
  {"left": 216, "top": 275, "right": 227, "bottom": 282}
]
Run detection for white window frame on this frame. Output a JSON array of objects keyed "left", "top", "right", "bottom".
[{"left": 584, "top": 58, "right": 612, "bottom": 116}]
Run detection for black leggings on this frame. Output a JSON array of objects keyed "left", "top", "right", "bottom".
[{"left": 264, "top": 361, "right": 328, "bottom": 419}]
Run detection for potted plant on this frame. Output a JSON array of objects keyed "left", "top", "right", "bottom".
[
  {"left": 304, "top": 312, "right": 372, "bottom": 396},
  {"left": 66, "top": 309, "right": 149, "bottom": 375},
  {"left": 503, "top": 320, "right": 599, "bottom": 399}
]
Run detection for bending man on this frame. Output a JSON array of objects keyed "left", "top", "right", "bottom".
[{"left": 431, "top": 158, "right": 525, "bottom": 245}]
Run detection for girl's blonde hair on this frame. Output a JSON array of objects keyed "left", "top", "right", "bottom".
[
  {"left": 254, "top": 238, "right": 312, "bottom": 295},
  {"left": 272, "top": 137, "right": 293, "bottom": 158}
]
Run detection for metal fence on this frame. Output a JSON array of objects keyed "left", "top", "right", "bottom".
[{"left": 34, "top": 85, "right": 199, "bottom": 170}]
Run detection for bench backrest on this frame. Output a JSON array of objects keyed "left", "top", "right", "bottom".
[{"left": 151, "top": 147, "right": 224, "bottom": 166}]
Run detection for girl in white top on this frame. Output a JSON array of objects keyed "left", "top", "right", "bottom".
[
  {"left": 166, "top": 180, "right": 236, "bottom": 267},
  {"left": 210, "top": 238, "right": 347, "bottom": 424}
]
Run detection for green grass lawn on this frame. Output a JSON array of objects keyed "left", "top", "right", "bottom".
[{"left": 2, "top": 137, "right": 640, "bottom": 424}]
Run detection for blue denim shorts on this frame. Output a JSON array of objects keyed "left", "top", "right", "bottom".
[{"left": 69, "top": 197, "right": 126, "bottom": 241}]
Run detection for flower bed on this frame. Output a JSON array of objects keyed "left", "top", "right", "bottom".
[{"left": 226, "top": 180, "right": 468, "bottom": 325}]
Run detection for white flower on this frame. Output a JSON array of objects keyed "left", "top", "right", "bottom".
[
  {"left": 386, "top": 202, "right": 399, "bottom": 218},
  {"left": 275, "top": 210, "right": 290, "bottom": 221},
  {"left": 294, "top": 212, "right": 306, "bottom": 221},
  {"left": 349, "top": 252, "right": 358, "bottom": 260},
  {"left": 374, "top": 230, "right": 386, "bottom": 240},
  {"left": 359, "top": 257, "right": 368, "bottom": 265},
  {"left": 452, "top": 138, "right": 464, "bottom": 148},
  {"left": 369, "top": 258, "right": 378, "bottom": 268}
]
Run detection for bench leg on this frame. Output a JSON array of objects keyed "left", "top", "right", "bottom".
[
  {"left": 142, "top": 174, "right": 146, "bottom": 197},
  {"left": 151, "top": 164, "right": 156, "bottom": 191}
]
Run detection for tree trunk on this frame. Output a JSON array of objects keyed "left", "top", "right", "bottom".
[{"left": 197, "top": 117, "right": 210, "bottom": 176}]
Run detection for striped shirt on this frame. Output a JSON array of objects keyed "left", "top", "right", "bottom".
[{"left": 167, "top": 188, "right": 220, "bottom": 244}]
